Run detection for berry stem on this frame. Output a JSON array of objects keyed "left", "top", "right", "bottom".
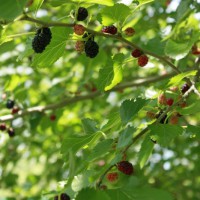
[
  {"left": 96, "top": 164, "right": 115, "bottom": 188},
  {"left": 7, "top": 32, "right": 35, "bottom": 38}
]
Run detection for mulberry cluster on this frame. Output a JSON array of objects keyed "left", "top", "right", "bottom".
[
  {"left": 32, "top": 27, "right": 52, "bottom": 53},
  {"left": 131, "top": 49, "right": 149, "bottom": 67}
]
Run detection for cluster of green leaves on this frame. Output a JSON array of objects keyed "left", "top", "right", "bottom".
[{"left": 0, "top": 0, "right": 200, "bottom": 200}]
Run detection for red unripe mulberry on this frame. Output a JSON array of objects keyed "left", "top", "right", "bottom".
[
  {"left": 106, "top": 172, "right": 118, "bottom": 182},
  {"left": 117, "top": 161, "right": 134, "bottom": 175},
  {"left": 124, "top": 27, "right": 135, "bottom": 36},
  {"left": 166, "top": 98, "right": 174, "bottom": 106},
  {"left": 74, "top": 24, "right": 85, "bottom": 35},
  {"left": 102, "top": 25, "right": 117, "bottom": 35},
  {"left": 138, "top": 55, "right": 148, "bottom": 67},
  {"left": 131, "top": 49, "right": 143, "bottom": 58}
]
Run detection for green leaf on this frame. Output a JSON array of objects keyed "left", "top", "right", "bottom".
[
  {"left": 141, "top": 37, "right": 165, "bottom": 56},
  {"left": 17, "top": 37, "right": 34, "bottom": 61},
  {"left": 176, "top": 0, "right": 191, "bottom": 22},
  {"left": 31, "top": 27, "right": 71, "bottom": 68},
  {"left": 29, "top": 0, "right": 44, "bottom": 13},
  {"left": 117, "top": 126, "right": 135, "bottom": 149},
  {"left": 81, "top": 0, "right": 114, "bottom": 6},
  {"left": 165, "top": 32, "right": 200, "bottom": 60},
  {"left": 87, "top": 139, "right": 113, "bottom": 161},
  {"left": 49, "top": 0, "right": 114, "bottom": 7},
  {"left": 81, "top": 118, "right": 99, "bottom": 135},
  {"left": 177, "top": 101, "right": 200, "bottom": 115},
  {"left": 127, "top": 188, "right": 173, "bottom": 200},
  {"left": 105, "top": 54, "right": 124, "bottom": 91},
  {"left": 185, "top": 125, "right": 200, "bottom": 139},
  {"left": 102, "top": 112, "right": 121, "bottom": 132},
  {"left": 0, "top": 27, "right": 13, "bottom": 45},
  {"left": 97, "top": 54, "right": 124, "bottom": 91},
  {"left": 138, "top": 135, "right": 154, "bottom": 168},
  {"left": 106, "top": 187, "right": 173, "bottom": 200},
  {"left": 149, "top": 124, "right": 184, "bottom": 146},
  {"left": 135, "top": 0, "right": 154, "bottom": 8},
  {"left": 0, "top": 0, "right": 28, "bottom": 20},
  {"left": 76, "top": 188, "right": 110, "bottom": 200},
  {"left": 101, "top": 4, "right": 131, "bottom": 26},
  {"left": 120, "top": 98, "right": 148, "bottom": 124},
  {"left": 167, "top": 70, "right": 197, "bottom": 87},
  {"left": 71, "top": 173, "right": 91, "bottom": 192},
  {"left": 97, "top": 64, "right": 114, "bottom": 91},
  {"left": 106, "top": 189, "right": 132, "bottom": 200},
  {"left": 61, "top": 132, "right": 101, "bottom": 154},
  {"left": 29, "top": 113, "right": 43, "bottom": 131}
]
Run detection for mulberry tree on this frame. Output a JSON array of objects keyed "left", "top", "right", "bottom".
[{"left": 0, "top": 0, "right": 200, "bottom": 199}]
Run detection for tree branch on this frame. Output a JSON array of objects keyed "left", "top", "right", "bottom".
[
  {"left": 20, "top": 15, "right": 181, "bottom": 74},
  {"left": 0, "top": 73, "right": 175, "bottom": 122}
]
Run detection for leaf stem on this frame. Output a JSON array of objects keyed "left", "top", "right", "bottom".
[{"left": 7, "top": 32, "right": 35, "bottom": 38}]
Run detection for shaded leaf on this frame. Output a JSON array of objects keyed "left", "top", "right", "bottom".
[
  {"left": 117, "top": 126, "right": 135, "bottom": 149},
  {"left": 61, "top": 132, "right": 101, "bottom": 154},
  {"left": 102, "top": 112, "right": 121, "bottom": 132},
  {"left": 101, "top": 4, "right": 131, "bottom": 25},
  {"left": 0, "top": 0, "right": 28, "bottom": 20},
  {"left": 87, "top": 139, "right": 113, "bottom": 161},
  {"left": 149, "top": 124, "right": 184, "bottom": 146},
  {"left": 165, "top": 32, "right": 200, "bottom": 60},
  {"left": 167, "top": 70, "right": 197, "bottom": 87},
  {"left": 105, "top": 54, "right": 124, "bottom": 91},
  {"left": 97, "top": 65, "right": 114, "bottom": 91},
  {"left": 185, "top": 125, "right": 200, "bottom": 139},
  {"left": 138, "top": 135, "right": 154, "bottom": 168},
  {"left": 120, "top": 98, "right": 148, "bottom": 124},
  {"left": 76, "top": 188, "right": 110, "bottom": 200},
  {"left": 81, "top": 118, "right": 99, "bottom": 135},
  {"left": 177, "top": 101, "right": 200, "bottom": 115}
]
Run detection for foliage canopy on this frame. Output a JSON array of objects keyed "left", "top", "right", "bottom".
[{"left": 0, "top": 0, "right": 200, "bottom": 199}]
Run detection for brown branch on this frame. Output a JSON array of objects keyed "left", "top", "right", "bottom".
[
  {"left": 0, "top": 73, "right": 176, "bottom": 122},
  {"left": 20, "top": 15, "right": 181, "bottom": 74},
  {"left": 20, "top": 15, "right": 74, "bottom": 28}
]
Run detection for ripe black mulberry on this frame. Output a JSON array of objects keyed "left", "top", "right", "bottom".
[
  {"left": 84, "top": 40, "right": 99, "bottom": 58},
  {"left": 6, "top": 99, "right": 15, "bottom": 109},
  {"left": 77, "top": 7, "right": 88, "bottom": 21},
  {"left": 32, "top": 27, "right": 52, "bottom": 53}
]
